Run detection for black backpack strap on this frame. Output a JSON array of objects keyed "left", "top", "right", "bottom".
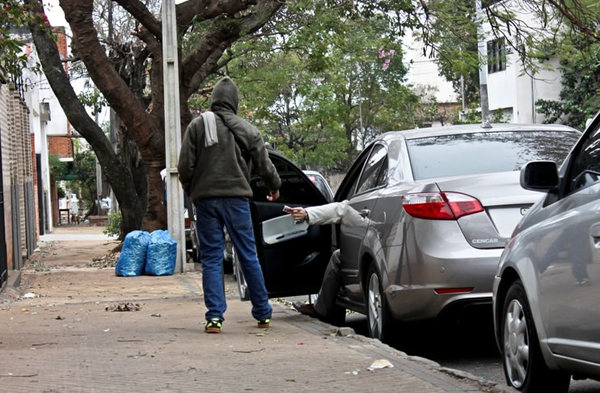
[{"left": 213, "top": 112, "right": 251, "bottom": 162}]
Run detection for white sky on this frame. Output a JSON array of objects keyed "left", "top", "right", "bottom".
[{"left": 44, "top": 0, "right": 67, "bottom": 27}]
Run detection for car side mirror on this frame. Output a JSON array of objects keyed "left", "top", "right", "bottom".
[{"left": 520, "top": 161, "right": 559, "bottom": 191}]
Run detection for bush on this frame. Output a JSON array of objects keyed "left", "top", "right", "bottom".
[
  {"left": 56, "top": 186, "right": 66, "bottom": 199},
  {"left": 104, "top": 212, "right": 122, "bottom": 237}
]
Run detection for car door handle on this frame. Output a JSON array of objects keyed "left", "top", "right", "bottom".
[{"left": 359, "top": 209, "right": 370, "bottom": 218}]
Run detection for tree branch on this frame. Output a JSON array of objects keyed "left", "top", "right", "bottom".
[
  {"left": 59, "top": 0, "right": 164, "bottom": 155},
  {"left": 176, "top": 0, "right": 258, "bottom": 29},
  {"left": 112, "top": 0, "right": 161, "bottom": 39},
  {"left": 180, "top": 0, "right": 283, "bottom": 98},
  {"left": 546, "top": 0, "right": 600, "bottom": 42}
]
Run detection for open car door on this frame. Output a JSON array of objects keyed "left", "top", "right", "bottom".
[{"left": 233, "top": 150, "right": 332, "bottom": 300}]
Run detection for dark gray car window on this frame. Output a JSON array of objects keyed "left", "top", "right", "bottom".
[
  {"left": 251, "top": 156, "right": 325, "bottom": 205},
  {"left": 356, "top": 144, "right": 387, "bottom": 193},
  {"left": 567, "top": 123, "right": 600, "bottom": 193},
  {"left": 407, "top": 131, "right": 580, "bottom": 180}
]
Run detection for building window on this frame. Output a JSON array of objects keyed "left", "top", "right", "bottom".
[{"left": 487, "top": 38, "right": 506, "bottom": 73}]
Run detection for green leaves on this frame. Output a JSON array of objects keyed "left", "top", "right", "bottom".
[
  {"left": 221, "top": 0, "right": 418, "bottom": 170},
  {"left": 536, "top": 34, "right": 600, "bottom": 130},
  {"left": 0, "top": 1, "right": 51, "bottom": 82}
]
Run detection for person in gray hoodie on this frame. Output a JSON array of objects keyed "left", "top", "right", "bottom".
[{"left": 178, "top": 77, "right": 281, "bottom": 334}]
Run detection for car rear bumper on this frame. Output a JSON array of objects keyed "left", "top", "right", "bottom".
[
  {"left": 386, "top": 285, "right": 493, "bottom": 321},
  {"left": 384, "top": 241, "right": 502, "bottom": 321}
]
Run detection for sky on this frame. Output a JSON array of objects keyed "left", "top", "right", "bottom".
[{"left": 44, "top": 0, "right": 67, "bottom": 27}]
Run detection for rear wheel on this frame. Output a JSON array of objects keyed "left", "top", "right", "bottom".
[
  {"left": 501, "top": 280, "right": 570, "bottom": 392},
  {"left": 186, "top": 222, "right": 200, "bottom": 262},
  {"left": 366, "top": 266, "right": 393, "bottom": 342},
  {"left": 233, "top": 249, "right": 250, "bottom": 301}
]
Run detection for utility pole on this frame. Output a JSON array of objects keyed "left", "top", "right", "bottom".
[
  {"left": 476, "top": 0, "right": 491, "bottom": 128},
  {"left": 162, "top": 0, "right": 186, "bottom": 273}
]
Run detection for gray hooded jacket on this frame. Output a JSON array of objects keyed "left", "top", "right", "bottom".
[{"left": 178, "top": 77, "right": 281, "bottom": 202}]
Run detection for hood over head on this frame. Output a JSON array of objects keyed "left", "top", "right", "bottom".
[{"left": 210, "top": 77, "right": 239, "bottom": 114}]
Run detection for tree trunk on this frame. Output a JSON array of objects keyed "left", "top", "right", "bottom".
[
  {"left": 26, "top": 0, "right": 144, "bottom": 236},
  {"left": 60, "top": 0, "right": 167, "bottom": 231}
]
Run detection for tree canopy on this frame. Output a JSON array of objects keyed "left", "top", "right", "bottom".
[
  {"left": 220, "top": 0, "right": 420, "bottom": 170},
  {"left": 4, "top": 0, "right": 600, "bottom": 237}
]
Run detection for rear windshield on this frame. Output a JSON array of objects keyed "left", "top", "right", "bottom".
[{"left": 407, "top": 130, "right": 581, "bottom": 180}]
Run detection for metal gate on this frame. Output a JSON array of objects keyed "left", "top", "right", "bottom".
[
  {"left": 0, "top": 134, "right": 7, "bottom": 287},
  {"left": 36, "top": 154, "right": 45, "bottom": 235}
]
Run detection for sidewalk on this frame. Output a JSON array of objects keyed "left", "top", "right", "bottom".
[{"left": 0, "top": 225, "right": 514, "bottom": 393}]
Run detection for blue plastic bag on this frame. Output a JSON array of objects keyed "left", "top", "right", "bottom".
[
  {"left": 144, "top": 230, "right": 177, "bottom": 276},
  {"left": 115, "top": 230, "right": 151, "bottom": 276}
]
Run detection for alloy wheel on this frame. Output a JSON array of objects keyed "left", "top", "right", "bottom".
[
  {"left": 233, "top": 249, "right": 249, "bottom": 301},
  {"left": 367, "top": 272, "right": 383, "bottom": 339},
  {"left": 503, "top": 298, "right": 529, "bottom": 389}
]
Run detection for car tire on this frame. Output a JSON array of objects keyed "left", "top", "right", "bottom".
[
  {"left": 187, "top": 223, "right": 200, "bottom": 262},
  {"left": 233, "top": 249, "right": 250, "bottom": 301},
  {"left": 501, "top": 280, "right": 570, "bottom": 393},
  {"left": 365, "top": 265, "right": 393, "bottom": 342}
]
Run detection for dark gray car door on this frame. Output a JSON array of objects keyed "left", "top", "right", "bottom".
[
  {"left": 248, "top": 151, "right": 332, "bottom": 298},
  {"left": 334, "top": 143, "right": 387, "bottom": 305}
]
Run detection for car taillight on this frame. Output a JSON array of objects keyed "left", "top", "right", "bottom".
[{"left": 402, "top": 192, "right": 484, "bottom": 220}]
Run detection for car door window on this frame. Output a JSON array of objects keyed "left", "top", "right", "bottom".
[
  {"left": 335, "top": 145, "right": 372, "bottom": 201},
  {"left": 567, "top": 122, "right": 600, "bottom": 193},
  {"left": 356, "top": 144, "right": 387, "bottom": 194},
  {"left": 250, "top": 155, "right": 326, "bottom": 205}
]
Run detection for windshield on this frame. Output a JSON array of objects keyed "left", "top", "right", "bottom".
[{"left": 407, "top": 130, "right": 581, "bottom": 180}]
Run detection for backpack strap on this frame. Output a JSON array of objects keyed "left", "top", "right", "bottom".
[{"left": 213, "top": 112, "right": 251, "bottom": 162}]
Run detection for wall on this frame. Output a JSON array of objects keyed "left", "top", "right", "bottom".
[{"left": 0, "top": 83, "right": 38, "bottom": 270}]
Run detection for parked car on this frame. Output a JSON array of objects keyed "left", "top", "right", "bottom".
[
  {"left": 303, "top": 170, "right": 335, "bottom": 201},
  {"left": 492, "top": 114, "right": 600, "bottom": 392},
  {"left": 236, "top": 124, "right": 581, "bottom": 342}
]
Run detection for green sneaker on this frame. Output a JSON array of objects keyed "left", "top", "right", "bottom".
[
  {"left": 257, "top": 318, "right": 270, "bottom": 328},
  {"left": 205, "top": 318, "right": 223, "bottom": 333}
]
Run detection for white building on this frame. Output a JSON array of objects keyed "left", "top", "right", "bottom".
[
  {"left": 403, "top": 31, "right": 459, "bottom": 105},
  {"left": 481, "top": 0, "right": 562, "bottom": 124},
  {"left": 404, "top": 0, "right": 563, "bottom": 126}
]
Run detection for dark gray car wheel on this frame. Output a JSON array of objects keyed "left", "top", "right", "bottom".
[
  {"left": 366, "top": 266, "right": 392, "bottom": 342},
  {"left": 233, "top": 249, "right": 250, "bottom": 301},
  {"left": 501, "top": 280, "right": 570, "bottom": 393}
]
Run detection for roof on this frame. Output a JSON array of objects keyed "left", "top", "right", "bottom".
[{"left": 378, "top": 123, "right": 580, "bottom": 142}]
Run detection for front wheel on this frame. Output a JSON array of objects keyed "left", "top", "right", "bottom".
[
  {"left": 366, "top": 266, "right": 393, "bottom": 342},
  {"left": 501, "top": 280, "right": 570, "bottom": 392},
  {"left": 233, "top": 249, "right": 250, "bottom": 301}
]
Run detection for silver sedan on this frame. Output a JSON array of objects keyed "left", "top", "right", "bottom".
[{"left": 332, "top": 124, "right": 580, "bottom": 341}]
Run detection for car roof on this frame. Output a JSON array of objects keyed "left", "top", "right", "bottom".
[{"left": 378, "top": 123, "right": 580, "bottom": 143}]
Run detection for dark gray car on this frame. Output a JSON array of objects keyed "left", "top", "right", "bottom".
[{"left": 493, "top": 113, "right": 600, "bottom": 392}]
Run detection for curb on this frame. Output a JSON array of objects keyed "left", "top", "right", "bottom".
[{"left": 278, "top": 303, "right": 519, "bottom": 393}]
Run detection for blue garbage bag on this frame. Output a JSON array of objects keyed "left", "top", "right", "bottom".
[
  {"left": 144, "top": 230, "right": 177, "bottom": 276},
  {"left": 115, "top": 230, "right": 151, "bottom": 276}
]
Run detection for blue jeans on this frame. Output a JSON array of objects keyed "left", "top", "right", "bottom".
[{"left": 195, "top": 197, "right": 272, "bottom": 322}]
